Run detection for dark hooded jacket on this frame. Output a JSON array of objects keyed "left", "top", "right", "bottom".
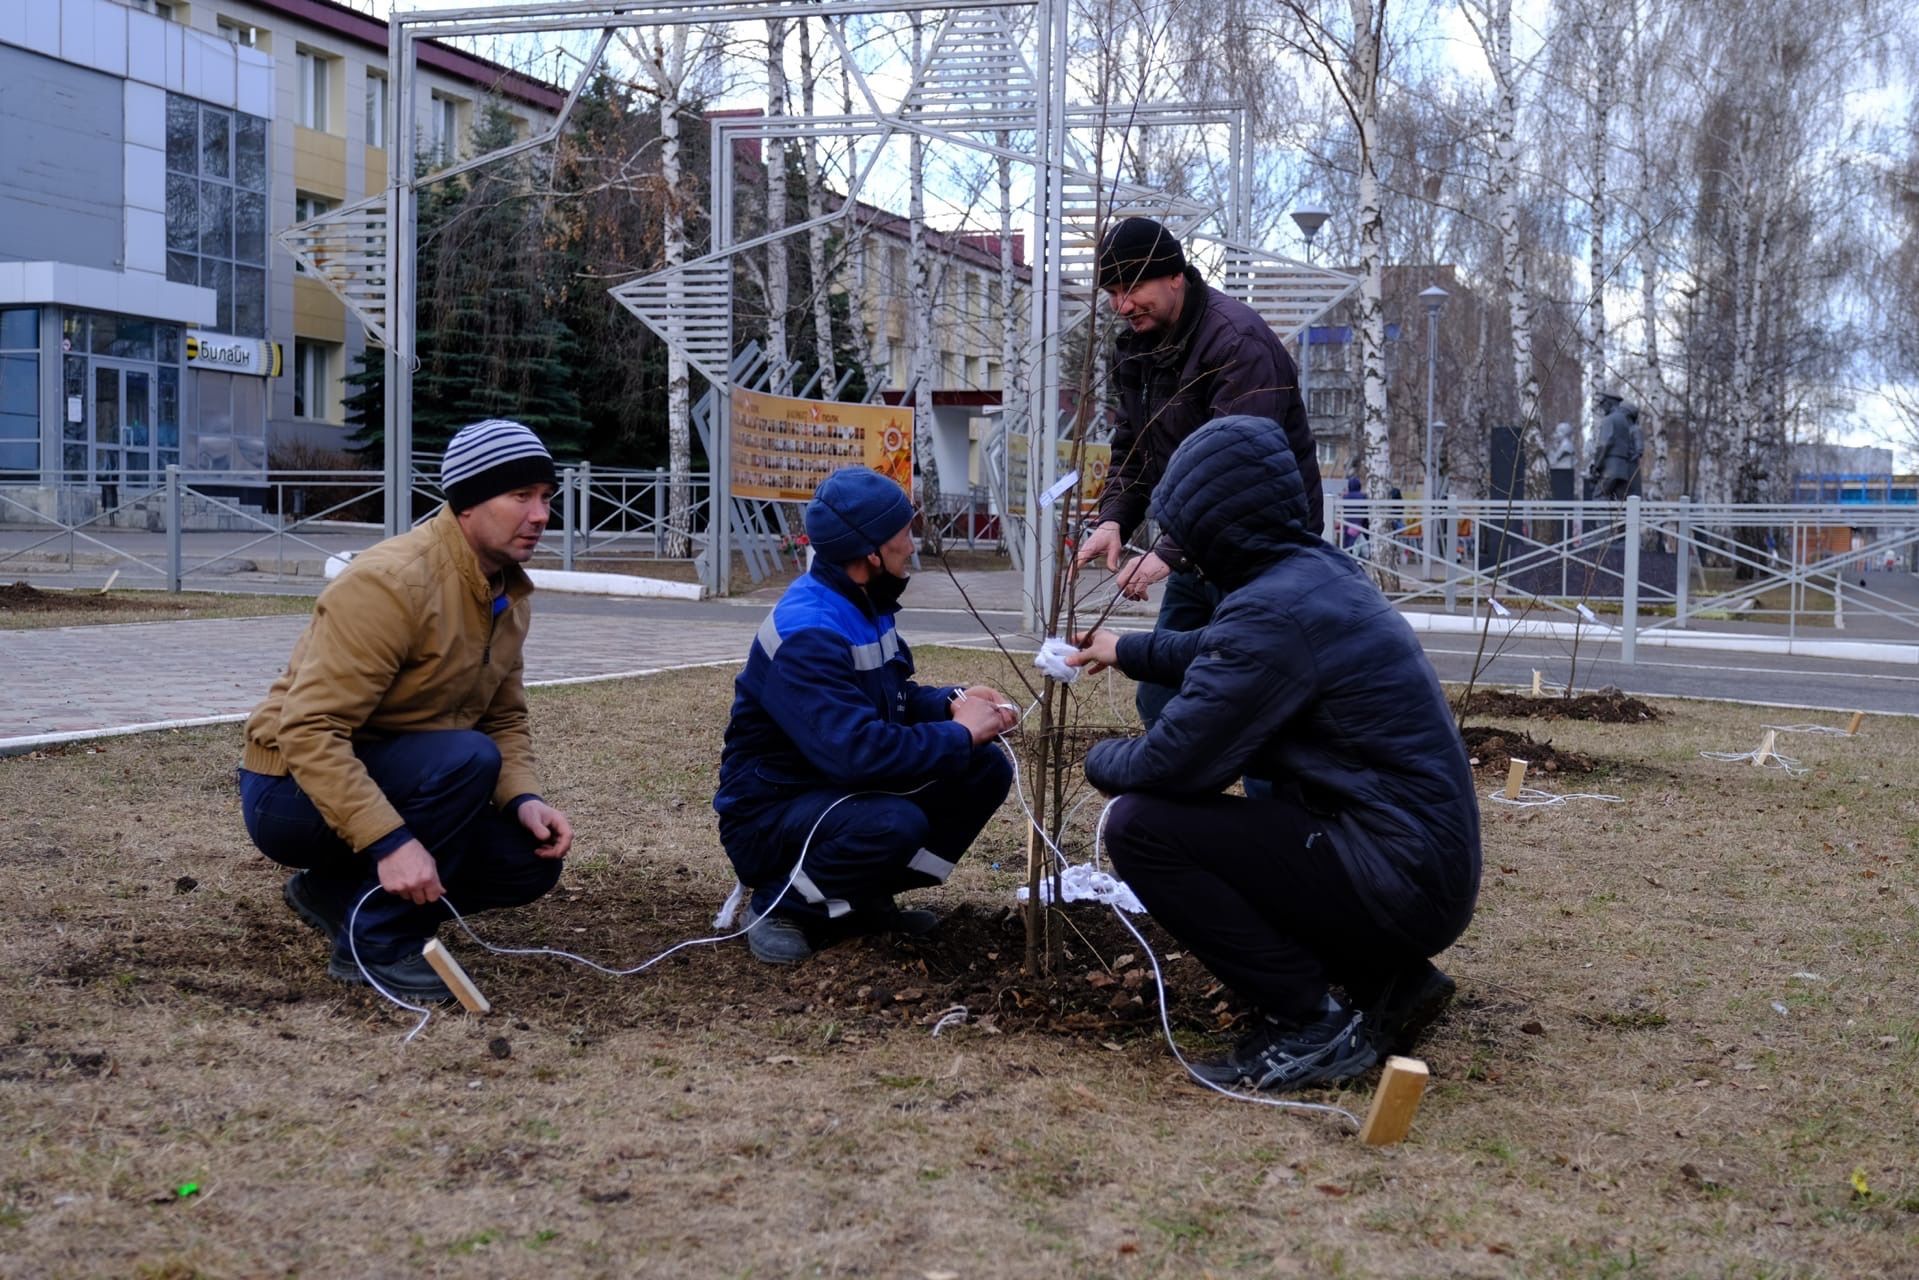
[
  {"left": 1084, "top": 415, "right": 1481, "bottom": 951},
  {"left": 1099, "top": 269, "right": 1322, "bottom": 554}
]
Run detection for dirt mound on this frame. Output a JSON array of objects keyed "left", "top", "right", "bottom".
[
  {"left": 0, "top": 582, "right": 141, "bottom": 614},
  {"left": 1460, "top": 726, "right": 1595, "bottom": 776},
  {"left": 1460, "top": 688, "right": 1661, "bottom": 723}
]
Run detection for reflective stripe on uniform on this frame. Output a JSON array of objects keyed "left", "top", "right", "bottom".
[
  {"left": 907, "top": 848, "right": 957, "bottom": 883},
  {"left": 791, "top": 867, "right": 852, "bottom": 918}
]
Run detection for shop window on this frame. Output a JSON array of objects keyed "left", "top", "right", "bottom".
[{"left": 0, "top": 310, "right": 39, "bottom": 475}]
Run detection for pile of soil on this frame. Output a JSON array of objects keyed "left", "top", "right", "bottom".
[
  {"left": 0, "top": 582, "right": 142, "bottom": 614},
  {"left": 1460, "top": 726, "right": 1595, "bottom": 776},
  {"left": 1459, "top": 688, "right": 1661, "bottom": 723}
]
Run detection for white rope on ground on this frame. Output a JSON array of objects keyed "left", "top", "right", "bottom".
[
  {"left": 1484, "top": 786, "right": 1625, "bottom": 809},
  {"left": 1700, "top": 747, "right": 1809, "bottom": 776},
  {"left": 929, "top": 1006, "right": 970, "bottom": 1036},
  {"left": 347, "top": 782, "right": 933, "bottom": 1039},
  {"left": 1760, "top": 723, "right": 1856, "bottom": 736}
]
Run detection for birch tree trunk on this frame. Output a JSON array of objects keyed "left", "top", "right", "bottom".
[
  {"left": 1349, "top": 0, "right": 1391, "bottom": 494},
  {"left": 1627, "top": 6, "right": 1667, "bottom": 500},
  {"left": 634, "top": 27, "right": 695, "bottom": 557},
  {"left": 1582, "top": 1, "right": 1614, "bottom": 455},
  {"left": 764, "top": 19, "right": 791, "bottom": 390},
  {"left": 1479, "top": 0, "right": 1541, "bottom": 459},
  {"left": 799, "top": 16, "right": 836, "bottom": 393}
]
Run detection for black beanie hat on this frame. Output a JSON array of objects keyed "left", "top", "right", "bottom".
[{"left": 1095, "top": 217, "right": 1187, "bottom": 289}]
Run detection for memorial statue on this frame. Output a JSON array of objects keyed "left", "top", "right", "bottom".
[{"left": 1586, "top": 393, "right": 1642, "bottom": 500}]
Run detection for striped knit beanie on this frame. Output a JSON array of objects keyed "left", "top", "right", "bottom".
[{"left": 441, "top": 419, "right": 557, "bottom": 512}]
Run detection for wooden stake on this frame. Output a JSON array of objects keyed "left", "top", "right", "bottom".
[
  {"left": 1753, "top": 729, "right": 1776, "bottom": 767},
  {"left": 1846, "top": 711, "right": 1864, "bottom": 737},
  {"left": 421, "top": 938, "right": 491, "bottom": 1014},
  {"left": 1530, "top": 669, "right": 1543, "bottom": 697},
  {"left": 98, "top": 569, "right": 120, "bottom": 595},
  {"left": 1503, "top": 758, "right": 1528, "bottom": 800},
  {"left": 1359, "top": 1055, "right": 1429, "bottom": 1146}
]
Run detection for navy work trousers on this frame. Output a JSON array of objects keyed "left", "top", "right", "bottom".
[
  {"left": 240, "top": 730, "right": 560, "bottom": 961},
  {"left": 1134, "top": 568, "right": 1273, "bottom": 800},
  {"left": 1102, "top": 790, "right": 1413, "bottom": 1022},
  {"left": 725, "top": 744, "right": 1014, "bottom": 929}
]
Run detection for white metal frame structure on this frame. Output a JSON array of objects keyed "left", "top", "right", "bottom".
[{"left": 276, "top": 0, "right": 1358, "bottom": 611}]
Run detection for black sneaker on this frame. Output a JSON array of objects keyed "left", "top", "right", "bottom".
[
  {"left": 1191, "top": 999, "right": 1378, "bottom": 1092},
  {"left": 1366, "top": 961, "right": 1456, "bottom": 1056},
  {"left": 327, "top": 943, "right": 454, "bottom": 1003},
  {"left": 283, "top": 871, "right": 348, "bottom": 944},
  {"left": 747, "top": 913, "right": 815, "bottom": 965},
  {"left": 866, "top": 898, "right": 940, "bottom": 937}
]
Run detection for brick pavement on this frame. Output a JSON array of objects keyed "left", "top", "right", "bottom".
[{"left": 0, "top": 604, "right": 996, "bottom": 746}]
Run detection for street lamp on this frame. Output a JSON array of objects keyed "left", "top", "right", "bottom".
[
  {"left": 1419, "top": 284, "right": 1450, "bottom": 569},
  {"left": 1290, "top": 209, "right": 1330, "bottom": 459}
]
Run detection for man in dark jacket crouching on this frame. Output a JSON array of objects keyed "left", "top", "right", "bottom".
[
  {"left": 1069, "top": 416, "right": 1481, "bottom": 1092},
  {"left": 715, "top": 467, "right": 1017, "bottom": 965}
]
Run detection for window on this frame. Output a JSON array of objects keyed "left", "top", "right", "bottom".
[
  {"left": 297, "top": 50, "right": 332, "bottom": 132},
  {"left": 430, "top": 94, "right": 462, "bottom": 160},
  {"left": 292, "top": 340, "right": 334, "bottom": 421},
  {"left": 217, "top": 18, "right": 256, "bottom": 47},
  {"left": 364, "top": 72, "right": 387, "bottom": 148},
  {"left": 292, "top": 193, "right": 336, "bottom": 273},
  {"left": 165, "top": 94, "right": 269, "bottom": 336},
  {"left": 0, "top": 309, "right": 40, "bottom": 476},
  {"left": 129, "top": 0, "right": 177, "bottom": 18}
]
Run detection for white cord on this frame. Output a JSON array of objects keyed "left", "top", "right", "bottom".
[
  {"left": 346, "top": 782, "right": 932, "bottom": 1037},
  {"left": 1760, "top": 723, "right": 1856, "bottom": 737},
  {"left": 1700, "top": 747, "right": 1809, "bottom": 776},
  {"left": 1484, "top": 786, "right": 1625, "bottom": 809}
]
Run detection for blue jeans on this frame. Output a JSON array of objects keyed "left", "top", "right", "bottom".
[
  {"left": 722, "top": 744, "right": 1014, "bottom": 929},
  {"left": 239, "top": 730, "right": 561, "bottom": 961},
  {"left": 1136, "top": 569, "right": 1273, "bottom": 801}
]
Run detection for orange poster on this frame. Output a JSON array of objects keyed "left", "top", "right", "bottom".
[{"left": 729, "top": 389, "right": 913, "bottom": 501}]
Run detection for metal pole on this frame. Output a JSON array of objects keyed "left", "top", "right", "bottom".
[
  {"left": 384, "top": 22, "right": 417, "bottom": 537},
  {"left": 577, "top": 460, "right": 591, "bottom": 553},
  {"left": 1674, "top": 494, "right": 1690, "bottom": 627},
  {"left": 1442, "top": 496, "right": 1458, "bottom": 613},
  {"left": 165, "top": 465, "right": 182, "bottom": 593},
  {"left": 562, "top": 466, "right": 576, "bottom": 571},
  {"left": 655, "top": 467, "right": 666, "bottom": 556},
  {"left": 1621, "top": 494, "right": 1641, "bottom": 663}
]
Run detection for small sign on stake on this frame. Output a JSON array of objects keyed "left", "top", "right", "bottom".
[{"left": 1037, "top": 469, "right": 1080, "bottom": 510}]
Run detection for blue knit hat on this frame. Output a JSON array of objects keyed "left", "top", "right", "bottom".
[
  {"left": 441, "top": 419, "right": 557, "bottom": 512},
  {"left": 806, "top": 467, "right": 914, "bottom": 564}
]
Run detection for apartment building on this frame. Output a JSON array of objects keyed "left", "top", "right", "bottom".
[{"left": 0, "top": 0, "right": 560, "bottom": 508}]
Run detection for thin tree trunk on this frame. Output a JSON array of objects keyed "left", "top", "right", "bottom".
[
  {"left": 907, "top": 15, "right": 941, "bottom": 508},
  {"left": 639, "top": 27, "right": 695, "bottom": 557},
  {"left": 1350, "top": 0, "right": 1390, "bottom": 493},
  {"left": 799, "top": 16, "right": 836, "bottom": 393},
  {"left": 1583, "top": 2, "right": 1614, "bottom": 453},
  {"left": 1486, "top": 0, "right": 1540, "bottom": 460}
]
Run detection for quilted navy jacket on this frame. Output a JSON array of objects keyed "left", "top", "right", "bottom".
[
  {"left": 1085, "top": 415, "right": 1482, "bottom": 951},
  {"left": 714, "top": 560, "right": 969, "bottom": 828}
]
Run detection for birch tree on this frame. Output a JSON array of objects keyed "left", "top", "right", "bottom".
[
  {"left": 764, "top": 18, "right": 791, "bottom": 388},
  {"left": 906, "top": 14, "right": 942, "bottom": 503},
  {"left": 798, "top": 15, "right": 837, "bottom": 394}
]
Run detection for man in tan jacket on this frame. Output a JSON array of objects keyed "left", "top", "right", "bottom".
[{"left": 239, "top": 419, "right": 574, "bottom": 1000}]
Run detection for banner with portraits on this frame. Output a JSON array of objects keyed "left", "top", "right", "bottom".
[
  {"left": 728, "top": 389, "right": 913, "bottom": 501},
  {"left": 1003, "top": 434, "right": 1111, "bottom": 517}
]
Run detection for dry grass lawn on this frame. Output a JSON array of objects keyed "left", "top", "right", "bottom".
[
  {"left": 2, "top": 655, "right": 1916, "bottom": 1278},
  {"left": 0, "top": 584, "right": 317, "bottom": 630}
]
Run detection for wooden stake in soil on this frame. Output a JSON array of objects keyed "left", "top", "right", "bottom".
[
  {"left": 98, "top": 569, "right": 120, "bottom": 595},
  {"left": 1503, "top": 758, "right": 1529, "bottom": 800},
  {"left": 1846, "top": 711, "right": 1864, "bottom": 737},
  {"left": 421, "top": 939, "right": 491, "bottom": 1015},
  {"left": 1358, "top": 1055, "right": 1429, "bottom": 1146},
  {"left": 1753, "top": 729, "right": 1777, "bottom": 767},
  {"left": 1530, "top": 669, "right": 1542, "bottom": 697}
]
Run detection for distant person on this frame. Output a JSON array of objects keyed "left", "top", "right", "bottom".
[
  {"left": 1340, "top": 474, "right": 1370, "bottom": 554},
  {"left": 714, "top": 467, "right": 1016, "bottom": 965},
  {"left": 1070, "top": 416, "right": 1481, "bottom": 1092},
  {"left": 239, "top": 420, "right": 574, "bottom": 1001},
  {"left": 1072, "top": 216, "right": 1319, "bottom": 729}
]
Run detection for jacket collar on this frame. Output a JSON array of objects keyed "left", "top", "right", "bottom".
[{"left": 430, "top": 504, "right": 534, "bottom": 608}]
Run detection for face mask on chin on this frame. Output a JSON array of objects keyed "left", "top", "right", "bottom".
[{"left": 863, "top": 556, "right": 910, "bottom": 611}]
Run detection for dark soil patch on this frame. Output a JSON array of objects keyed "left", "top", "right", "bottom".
[
  {"left": 1460, "top": 726, "right": 1596, "bottom": 776},
  {"left": 1459, "top": 688, "right": 1662, "bottom": 723},
  {"left": 0, "top": 582, "right": 146, "bottom": 614}
]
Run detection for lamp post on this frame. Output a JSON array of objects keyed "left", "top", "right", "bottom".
[
  {"left": 1419, "top": 285, "right": 1450, "bottom": 568},
  {"left": 1290, "top": 209, "right": 1330, "bottom": 460}
]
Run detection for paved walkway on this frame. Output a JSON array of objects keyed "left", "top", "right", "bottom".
[{"left": 0, "top": 602, "right": 1004, "bottom": 746}]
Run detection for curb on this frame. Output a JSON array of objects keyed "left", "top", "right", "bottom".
[{"left": 1400, "top": 611, "right": 1919, "bottom": 666}]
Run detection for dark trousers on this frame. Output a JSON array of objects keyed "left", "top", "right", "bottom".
[
  {"left": 1103, "top": 791, "right": 1414, "bottom": 1022},
  {"left": 239, "top": 730, "right": 560, "bottom": 961},
  {"left": 1135, "top": 569, "right": 1273, "bottom": 801},
  {"left": 726, "top": 745, "right": 1013, "bottom": 928}
]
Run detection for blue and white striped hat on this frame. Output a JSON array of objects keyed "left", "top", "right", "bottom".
[{"left": 441, "top": 419, "right": 557, "bottom": 511}]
